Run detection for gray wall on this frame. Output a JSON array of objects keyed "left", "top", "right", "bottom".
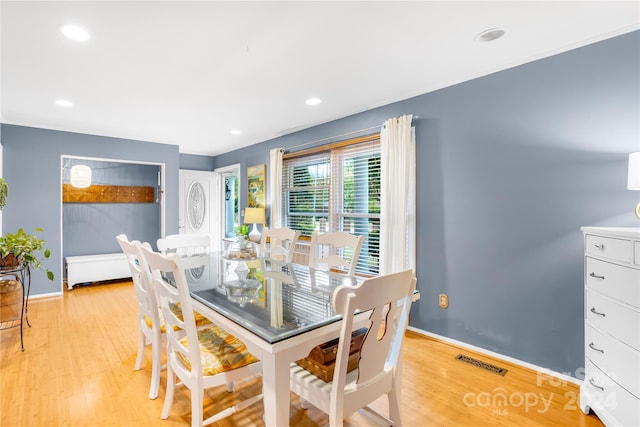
[
  {"left": 1, "top": 125, "right": 180, "bottom": 295},
  {"left": 179, "top": 153, "right": 214, "bottom": 171},
  {"left": 213, "top": 31, "right": 640, "bottom": 376}
]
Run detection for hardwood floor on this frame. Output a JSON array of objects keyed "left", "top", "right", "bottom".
[{"left": 0, "top": 280, "right": 605, "bottom": 427}]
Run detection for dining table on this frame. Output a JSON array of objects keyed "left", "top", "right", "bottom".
[{"left": 180, "top": 252, "right": 368, "bottom": 427}]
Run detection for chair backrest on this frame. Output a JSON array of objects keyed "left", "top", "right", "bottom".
[
  {"left": 157, "top": 233, "right": 211, "bottom": 256},
  {"left": 258, "top": 227, "right": 301, "bottom": 262},
  {"left": 331, "top": 269, "right": 416, "bottom": 418},
  {"left": 140, "top": 245, "right": 204, "bottom": 375},
  {"left": 116, "top": 234, "right": 160, "bottom": 332},
  {"left": 308, "top": 231, "right": 365, "bottom": 275}
]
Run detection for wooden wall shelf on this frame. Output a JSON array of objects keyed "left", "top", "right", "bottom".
[{"left": 63, "top": 184, "right": 155, "bottom": 203}]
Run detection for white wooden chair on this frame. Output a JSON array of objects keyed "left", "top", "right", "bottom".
[
  {"left": 308, "top": 231, "right": 365, "bottom": 275},
  {"left": 140, "top": 245, "right": 263, "bottom": 427},
  {"left": 157, "top": 233, "right": 211, "bottom": 256},
  {"left": 116, "top": 234, "right": 163, "bottom": 399},
  {"left": 258, "top": 227, "right": 301, "bottom": 262},
  {"left": 290, "top": 269, "right": 417, "bottom": 427}
]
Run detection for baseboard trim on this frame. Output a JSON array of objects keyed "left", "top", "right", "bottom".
[
  {"left": 406, "top": 326, "right": 582, "bottom": 387},
  {"left": 30, "top": 291, "right": 63, "bottom": 300}
]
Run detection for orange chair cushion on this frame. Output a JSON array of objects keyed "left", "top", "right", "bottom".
[{"left": 177, "top": 325, "right": 259, "bottom": 376}]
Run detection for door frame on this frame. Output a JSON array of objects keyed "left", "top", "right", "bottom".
[
  {"left": 60, "top": 155, "right": 165, "bottom": 295},
  {"left": 214, "top": 163, "right": 241, "bottom": 250}
]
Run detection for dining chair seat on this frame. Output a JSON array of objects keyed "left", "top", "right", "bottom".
[
  {"left": 176, "top": 325, "right": 259, "bottom": 376},
  {"left": 143, "top": 303, "right": 211, "bottom": 333}
]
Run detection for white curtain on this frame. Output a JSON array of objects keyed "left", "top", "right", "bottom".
[
  {"left": 379, "top": 115, "right": 416, "bottom": 274},
  {"left": 269, "top": 148, "right": 285, "bottom": 228}
]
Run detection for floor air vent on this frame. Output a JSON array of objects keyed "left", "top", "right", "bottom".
[{"left": 455, "top": 354, "right": 508, "bottom": 376}]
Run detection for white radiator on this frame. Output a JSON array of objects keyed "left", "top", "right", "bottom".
[{"left": 65, "top": 253, "right": 131, "bottom": 290}]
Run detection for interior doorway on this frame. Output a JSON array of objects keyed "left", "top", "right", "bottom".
[
  {"left": 216, "top": 164, "right": 241, "bottom": 245},
  {"left": 60, "top": 155, "right": 164, "bottom": 294}
]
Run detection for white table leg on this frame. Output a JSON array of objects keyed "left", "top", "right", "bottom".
[{"left": 261, "top": 351, "right": 291, "bottom": 427}]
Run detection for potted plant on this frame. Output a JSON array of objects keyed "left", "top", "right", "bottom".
[
  {"left": 0, "top": 228, "right": 54, "bottom": 280},
  {"left": 0, "top": 178, "right": 54, "bottom": 280}
]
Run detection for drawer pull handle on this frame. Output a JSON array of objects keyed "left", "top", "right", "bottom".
[
  {"left": 588, "top": 342, "right": 604, "bottom": 353},
  {"left": 594, "top": 243, "right": 604, "bottom": 250},
  {"left": 590, "top": 307, "right": 606, "bottom": 317},
  {"left": 589, "top": 378, "right": 604, "bottom": 391},
  {"left": 589, "top": 272, "right": 605, "bottom": 280}
]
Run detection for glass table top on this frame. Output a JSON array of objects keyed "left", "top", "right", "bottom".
[{"left": 181, "top": 252, "right": 359, "bottom": 344}]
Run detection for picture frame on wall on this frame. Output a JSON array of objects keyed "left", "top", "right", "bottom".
[{"left": 247, "top": 164, "right": 266, "bottom": 209}]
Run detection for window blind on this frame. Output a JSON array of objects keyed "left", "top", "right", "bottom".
[{"left": 282, "top": 135, "right": 381, "bottom": 275}]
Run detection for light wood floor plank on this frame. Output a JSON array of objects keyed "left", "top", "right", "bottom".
[{"left": 0, "top": 280, "right": 605, "bottom": 426}]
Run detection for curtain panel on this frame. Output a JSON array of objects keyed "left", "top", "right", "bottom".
[
  {"left": 269, "top": 148, "right": 285, "bottom": 228},
  {"left": 380, "top": 115, "right": 416, "bottom": 274}
]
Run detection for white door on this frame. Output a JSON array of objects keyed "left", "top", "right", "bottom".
[{"left": 179, "top": 170, "right": 216, "bottom": 239}]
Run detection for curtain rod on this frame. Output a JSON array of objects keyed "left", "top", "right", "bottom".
[{"left": 284, "top": 114, "right": 417, "bottom": 153}]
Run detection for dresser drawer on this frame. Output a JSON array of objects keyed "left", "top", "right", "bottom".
[
  {"left": 582, "top": 359, "right": 640, "bottom": 427},
  {"left": 586, "top": 234, "right": 632, "bottom": 263},
  {"left": 586, "top": 257, "right": 640, "bottom": 309},
  {"left": 585, "top": 323, "right": 640, "bottom": 398},
  {"left": 586, "top": 289, "right": 640, "bottom": 351}
]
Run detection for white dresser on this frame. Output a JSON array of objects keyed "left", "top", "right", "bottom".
[{"left": 580, "top": 227, "right": 640, "bottom": 426}]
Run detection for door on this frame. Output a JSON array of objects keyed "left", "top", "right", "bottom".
[{"left": 179, "top": 170, "right": 216, "bottom": 238}]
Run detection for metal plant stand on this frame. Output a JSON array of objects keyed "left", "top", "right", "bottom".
[{"left": 0, "top": 263, "right": 31, "bottom": 351}]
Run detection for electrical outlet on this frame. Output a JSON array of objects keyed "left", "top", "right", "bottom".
[{"left": 439, "top": 293, "right": 449, "bottom": 309}]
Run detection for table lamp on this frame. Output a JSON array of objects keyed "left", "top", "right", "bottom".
[
  {"left": 244, "top": 207, "right": 266, "bottom": 242},
  {"left": 628, "top": 152, "right": 640, "bottom": 218}
]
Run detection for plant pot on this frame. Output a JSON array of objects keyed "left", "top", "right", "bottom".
[{"left": 0, "top": 252, "right": 24, "bottom": 269}]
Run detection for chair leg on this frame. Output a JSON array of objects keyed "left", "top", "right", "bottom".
[
  {"left": 388, "top": 387, "right": 402, "bottom": 427},
  {"left": 148, "top": 335, "right": 161, "bottom": 399},
  {"left": 191, "top": 388, "right": 204, "bottom": 427},
  {"left": 134, "top": 328, "right": 145, "bottom": 371},
  {"left": 300, "top": 398, "right": 309, "bottom": 409},
  {"left": 161, "top": 363, "right": 176, "bottom": 420},
  {"left": 226, "top": 380, "right": 235, "bottom": 393}
]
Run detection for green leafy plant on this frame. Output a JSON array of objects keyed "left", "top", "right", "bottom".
[
  {"left": 0, "top": 228, "right": 54, "bottom": 280},
  {"left": 0, "top": 178, "right": 7, "bottom": 210},
  {"left": 235, "top": 224, "right": 249, "bottom": 237}
]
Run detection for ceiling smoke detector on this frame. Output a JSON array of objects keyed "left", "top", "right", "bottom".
[{"left": 475, "top": 28, "right": 505, "bottom": 42}]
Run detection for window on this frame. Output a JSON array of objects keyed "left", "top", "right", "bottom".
[{"left": 282, "top": 135, "right": 381, "bottom": 275}]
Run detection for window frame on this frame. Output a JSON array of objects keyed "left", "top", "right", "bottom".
[{"left": 282, "top": 134, "right": 381, "bottom": 275}]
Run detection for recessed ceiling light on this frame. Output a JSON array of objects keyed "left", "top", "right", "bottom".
[
  {"left": 230, "top": 129, "right": 242, "bottom": 135},
  {"left": 59, "top": 24, "right": 90, "bottom": 41},
  {"left": 475, "top": 28, "right": 505, "bottom": 43},
  {"left": 306, "top": 98, "right": 322, "bottom": 106},
  {"left": 55, "top": 99, "right": 73, "bottom": 107}
]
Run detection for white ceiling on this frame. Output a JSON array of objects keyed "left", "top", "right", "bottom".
[{"left": 1, "top": 1, "right": 638, "bottom": 156}]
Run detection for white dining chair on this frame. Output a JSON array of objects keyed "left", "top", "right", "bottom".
[
  {"left": 116, "top": 234, "right": 163, "bottom": 399},
  {"left": 140, "top": 245, "right": 263, "bottom": 427},
  {"left": 157, "top": 233, "right": 211, "bottom": 256},
  {"left": 258, "top": 227, "right": 301, "bottom": 262},
  {"left": 290, "top": 269, "right": 416, "bottom": 427},
  {"left": 308, "top": 231, "right": 365, "bottom": 275}
]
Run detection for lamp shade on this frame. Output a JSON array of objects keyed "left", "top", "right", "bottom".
[
  {"left": 70, "top": 165, "right": 92, "bottom": 188},
  {"left": 628, "top": 152, "right": 640, "bottom": 190},
  {"left": 244, "top": 207, "right": 266, "bottom": 224}
]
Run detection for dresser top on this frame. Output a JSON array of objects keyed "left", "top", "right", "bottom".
[{"left": 581, "top": 226, "right": 640, "bottom": 239}]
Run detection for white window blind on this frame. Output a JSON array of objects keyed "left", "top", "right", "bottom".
[{"left": 282, "top": 135, "right": 381, "bottom": 275}]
